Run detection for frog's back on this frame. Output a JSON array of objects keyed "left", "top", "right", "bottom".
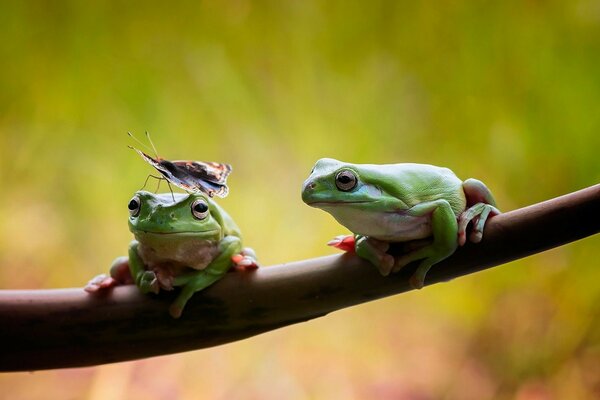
[{"left": 360, "top": 163, "right": 466, "bottom": 215}]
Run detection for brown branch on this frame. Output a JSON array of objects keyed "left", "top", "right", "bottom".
[{"left": 1, "top": 184, "right": 599, "bottom": 372}]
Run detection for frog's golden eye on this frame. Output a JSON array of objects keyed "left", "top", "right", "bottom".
[
  {"left": 335, "top": 170, "right": 357, "bottom": 191},
  {"left": 128, "top": 195, "right": 141, "bottom": 217},
  {"left": 191, "top": 199, "right": 210, "bottom": 220}
]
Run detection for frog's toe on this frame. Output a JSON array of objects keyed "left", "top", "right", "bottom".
[
  {"left": 376, "top": 254, "right": 395, "bottom": 276},
  {"left": 457, "top": 230, "right": 467, "bottom": 246},
  {"left": 84, "top": 274, "right": 117, "bottom": 293},
  {"left": 469, "top": 230, "right": 483, "bottom": 243},
  {"left": 409, "top": 273, "right": 425, "bottom": 290},
  {"left": 392, "top": 250, "right": 425, "bottom": 273},
  {"left": 138, "top": 271, "right": 160, "bottom": 294},
  {"left": 232, "top": 254, "right": 259, "bottom": 270},
  {"left": 169, "top": 304, "right": 183, "bottom": 319},
  {"left": 327, "top": 235, "right": 356, "bottom": 253}
]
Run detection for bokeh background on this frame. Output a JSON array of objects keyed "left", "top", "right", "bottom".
[{"left": 1, "top": 1, "right": 600, "bottom": 399}]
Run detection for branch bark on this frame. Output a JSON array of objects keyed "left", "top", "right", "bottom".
[{"left": 1, "top": 184, "right": 599, "bottom": 372}]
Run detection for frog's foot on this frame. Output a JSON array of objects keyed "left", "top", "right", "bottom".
[
  {"left": 327, "top": 235, "right": 356, "bottom": 253},
  {"left": 457, "top": 203, "right": 500, "bottom": 246},
  {"left": 169, "top": 304, "right": 184, "bottom": 319},
  {"left": 170, "top": 271, "right": 226, "bottom": 318},
  {"left": 393, "top": 247, "right": 451, "bottom": 290},
  {"left": 355, "top": 236, "right": 394, "bottom": 276},
  {"left": 84, "top": 256, "right": 132, "bottom": 293},
  {"left": 109, "top": 256, "right": 134, "bottom": 284},
  {"left": 232, "top": 247, "right": 259, "bottom": 271},
  {"left": 137, "top": 270, "right": 160, "bottom": 294},
  {"left": 84, "top": 274, "right": 117, "bottom": 293},
  {"left": 392, "top": 236, "right": 458, "bottom": 289},
  {"left": 155, "top": 270, "right": 175, "bottom": 291}
]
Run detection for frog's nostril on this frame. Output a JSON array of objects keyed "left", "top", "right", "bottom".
[{"left": 304, "top": 181, "right": 316, "bottom": 191}]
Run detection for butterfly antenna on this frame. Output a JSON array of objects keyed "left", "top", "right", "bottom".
[
  {"left": 127, "top": 131, "right": 155, "bottom": 155},
  {"left": 145, "top": 131, "right": 160, "bottom": 159}
]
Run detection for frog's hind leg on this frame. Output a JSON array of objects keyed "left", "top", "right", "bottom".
[
  {"left": 170, "top": 271, "right": 225, "bottom": 318},
  {"left": 389, "top": 199, "right": 459, "bottom": 289},
  {"left": 458, "top": 179, "right": 500, "bottom": 246},
  {"left": 170, "top": 236, "right": 242, "bottom": 318}
]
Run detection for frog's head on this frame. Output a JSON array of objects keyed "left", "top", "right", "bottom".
[
  {"left": 127, "top": 191, "right": 224, "bottom": 241},
  {"left": 301, "top": 158, "right": 383, "bottom": 210}
]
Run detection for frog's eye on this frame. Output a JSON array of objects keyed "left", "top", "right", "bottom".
[
  {"left": 335, "top": 170, "right": 357, "bottom": 191},
  {"left": 191, "top": 199, "right": 210, "bottom": 220},
  {"left": 128, "top": 195, "right": 141, "bottom": 217}
]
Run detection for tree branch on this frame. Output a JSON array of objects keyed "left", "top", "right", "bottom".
[{"left": 1, "top": 184, "right": 599, "bottom": 372}]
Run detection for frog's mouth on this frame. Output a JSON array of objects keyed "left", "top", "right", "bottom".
[
  {"left": 306, "top": 200, "right": 372, "bottom": 207},
  {"left": 134, "top": 230, "right": 221, "bottom": 239}
]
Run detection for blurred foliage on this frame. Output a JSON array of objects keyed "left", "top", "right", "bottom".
[{"left": 1, "top": 1, "right": 600, "bottom": 399}]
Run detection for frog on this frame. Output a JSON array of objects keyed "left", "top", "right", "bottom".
[
  {"left": 301, "top": 158, "right": 500, "bottom": 289},
  {"left": 85, "top": 190, "right": 258, "bottom": 318}
]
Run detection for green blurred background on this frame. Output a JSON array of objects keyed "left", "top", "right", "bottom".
[{"left": 1, "top": 1, "right": 600, "bottom": 398}]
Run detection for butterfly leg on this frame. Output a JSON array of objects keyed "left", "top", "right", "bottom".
[
  {"left": 140, "top": 174, "right": 164, "bottom": 192},
  {"left": 165, "top": 180, "right": 176, "bottom": 202}
]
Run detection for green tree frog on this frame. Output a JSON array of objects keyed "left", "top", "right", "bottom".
[
  {"left": 302, "top": 158, "right": 499, "bottom": 289},
  {"left": 85, "top": 190, "right": 258, "bottom": 318}
]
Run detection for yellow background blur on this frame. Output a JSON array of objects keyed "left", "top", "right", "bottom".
[{"left": 1, "top": 1, "right": 600, "bottom": 399}]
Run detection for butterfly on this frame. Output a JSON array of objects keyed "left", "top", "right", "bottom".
[{"left": 128, "top": 132, "right": 232, "bottom": 198}]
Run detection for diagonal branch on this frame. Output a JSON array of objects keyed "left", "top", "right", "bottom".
[{"left": 1, "top": 184, "right": 599, "bottom": 372}]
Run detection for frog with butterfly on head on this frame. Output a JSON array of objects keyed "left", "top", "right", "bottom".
[{"left": 85, "top": 134, "right": 258, "bottom": 318}]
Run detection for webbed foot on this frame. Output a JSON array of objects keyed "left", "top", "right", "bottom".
[
  {"left": 84, "top": 256, "right": 132, "bottom": 292},
  {"left": 327, "top": 235, "right": 356, "bottom": 253},
  {"left": 459, "top": 179, "right": 500, "bottom": 246},
  {"left": 84, "top": 274, "right": 117, "bottom": 293},
  {"left": 232, "top": 247, "right": 259, "bottom": 271},
  {"left": 457, "top": 203, "right": 500, "bottom": 246},
  {"left": 137, "top": 270, "right": 160, "bottom": 294}
]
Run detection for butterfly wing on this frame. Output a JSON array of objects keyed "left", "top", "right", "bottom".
[
  {"left": 131, "top": 147, "right": 232, "bottom": 197},
  {"left": 171, "top": 160, "right": 232, "bottom": 197},
  {"left": 172, "top": 161, "right": 232, "bottom": 185}
]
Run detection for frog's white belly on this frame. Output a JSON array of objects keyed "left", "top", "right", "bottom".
[
  {"left": 328, "top": 208, "right": 432, "bottom": 242},
  {"left": 136, "top": 234, "right": 220, "bottom": 271},
  {"left": 134, "top": 234, "right": 220, "bottom": 291}
]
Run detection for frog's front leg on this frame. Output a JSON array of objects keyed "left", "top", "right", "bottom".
[
  {"left": 391, "top": 199, "right": 459, "bottom": 289},
  {"left": 169, "top": 235, "right": 242, "bottom": 318},
  {"left": 127, "top": 240, "right": 160, "bottom": 295},
  {"left": 355, "top": 235, "right": 395, "bottom": 275}
]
